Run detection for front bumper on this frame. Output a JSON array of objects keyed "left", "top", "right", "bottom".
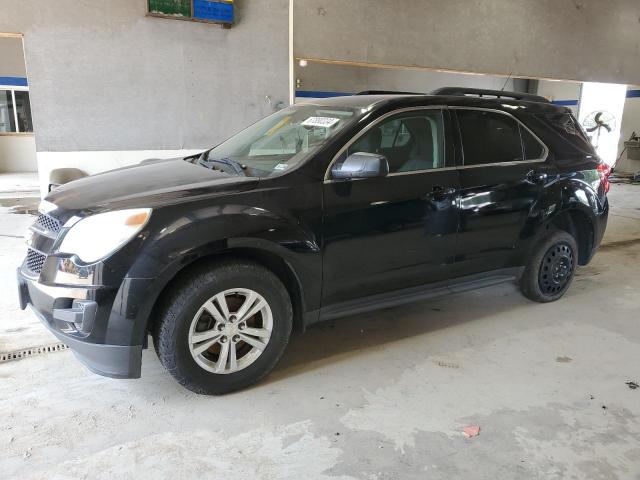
[{"left": 17, "top": 268, "right": 143, "bottom": 379}]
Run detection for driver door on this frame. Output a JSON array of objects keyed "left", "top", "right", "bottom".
[{"left": 321, "top": 108, "right": 460, "bottom": 308}]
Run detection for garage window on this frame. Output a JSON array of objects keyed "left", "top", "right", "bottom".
[
  {"left": 0, "top": 90, "right": 16, "bottom": 133},
  {"left": 0, "top": 89, "right": 32, "bottom": 134}
]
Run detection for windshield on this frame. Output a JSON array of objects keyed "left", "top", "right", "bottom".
[{"left": 198, "top": 104, "right": 363, "bottom": 177}]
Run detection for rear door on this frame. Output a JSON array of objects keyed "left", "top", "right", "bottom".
[
  {"left": 452, "top": 107, "right": 555, "bottom": 277},
  {"left": 321, "top": 108, "right": 459, "bottom": 307}
]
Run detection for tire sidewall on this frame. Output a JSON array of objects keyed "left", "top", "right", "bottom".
[
  {"left": 166, "top": 265, "right": 292, "bottom": 393},
  {"left": 524, "top": 231, "right": 578, "bottom": 302}
]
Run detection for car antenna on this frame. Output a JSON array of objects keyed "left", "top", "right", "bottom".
[
  {"left": 500, "top": 71, "right": 513, "bottom": 92},
  {"left": 500, "top": 70, "right": 513, "bottom": 92}
]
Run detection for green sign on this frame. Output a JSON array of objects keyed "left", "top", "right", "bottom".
[{"left": 148, "top": 0, "right": 191, "bottom": 17}]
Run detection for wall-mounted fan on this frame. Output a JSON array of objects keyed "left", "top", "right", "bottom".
[{"left": 582, "top": 111, "right": 616, "bottom": 149}]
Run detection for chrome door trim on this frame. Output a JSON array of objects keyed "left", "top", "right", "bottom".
[
  {"left": 388, "top": 166, "right": 458, "bottom": 176},
  {"left": 454, "top": 158, "right": 547, "bottom": 170}
]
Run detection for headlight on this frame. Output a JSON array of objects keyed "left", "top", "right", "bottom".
[{"left": 57, "top": 208, "right": 152, "bottom": 263}]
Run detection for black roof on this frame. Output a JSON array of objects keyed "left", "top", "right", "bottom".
[
  {"left": 302, "top": 88, "right": 566, "bottom": 115},
  {"left": 431, "top": 87, "right": 549, "bottom": 103},
  {"left": 298, "top": 94, "right": 410, "bottom": 109}
]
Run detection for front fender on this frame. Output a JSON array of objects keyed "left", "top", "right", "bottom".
[{"left": 114, "top": 196, "right": 322, "bottom": 346}]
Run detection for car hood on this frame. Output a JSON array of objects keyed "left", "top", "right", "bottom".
[{"left": 46, "top": 157, "right": 259, "bottom": 213}]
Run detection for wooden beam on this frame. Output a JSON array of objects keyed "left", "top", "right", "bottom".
[{"left": 0, "top": 32, "right": 23, "bottom": 39}]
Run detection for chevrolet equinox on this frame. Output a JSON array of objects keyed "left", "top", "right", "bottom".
[{"left": 18, "top": 88, "right": 609, "bottom": 394}]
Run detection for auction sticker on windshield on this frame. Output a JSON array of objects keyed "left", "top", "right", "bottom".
[{"left": 302, "top": 117, "right": 340, "bottom": 128}]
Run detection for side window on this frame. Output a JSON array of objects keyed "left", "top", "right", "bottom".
[
  {"left": 379, "top": 119, "right": 400, "bottom": 148},
  {"left": 519, "top": 125, "right": 545, "bottom": 160},
  {"left": 457, "top": 110, "right": 523, "bottom": 165},
  {"left": 394, "top": 123, "right": 411, "bottom": 147},
  {"left": 349, "top": 110, "right": 445, "bottom": 173}
]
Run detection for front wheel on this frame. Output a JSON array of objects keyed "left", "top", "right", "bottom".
[
  {"left": 520, "top": 230, "right": 578, "bottom": 303},
  {"left": 153, "top": 261, "right": 293, "bottom": 394}
]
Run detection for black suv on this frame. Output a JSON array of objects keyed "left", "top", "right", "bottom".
[{"left": 18, "top": 88, "right": 609, "bottom": 394}]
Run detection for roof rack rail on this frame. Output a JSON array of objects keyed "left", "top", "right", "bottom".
[
  {"left": 431, "top": 87, "right": 549, "bottom": 103},
  {"left": 356, "top": 90, "right": 425, "bottom": 96}
]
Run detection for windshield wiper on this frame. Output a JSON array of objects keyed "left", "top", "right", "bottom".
[{"left": 199, "top": 155, "right": 247, "bottom": 176}]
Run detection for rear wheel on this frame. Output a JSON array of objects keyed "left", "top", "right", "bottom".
[
  {"left": 153, "top": 261, "right": 292, "bottom": 394},
  {"left": 520, "top": 230, "right": 578, "bottom": 303}
]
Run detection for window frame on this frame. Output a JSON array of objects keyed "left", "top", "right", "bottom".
[
  {"left": 0, "top": 85, "right": 32, "bottom": 136},
  {"left": 324, "top": 106, "right": 453, "bottom": 182},
  {"left": 451, "top": 107, "right": 549, "bottom": 168}
]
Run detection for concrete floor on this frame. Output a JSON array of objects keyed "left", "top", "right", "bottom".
[
  {"left": 0, "top": 172, "right": 39, "bottom": 195},
  {"left": 0, "top": 212, "right": 52, "bottom": 352},
  {"left": 0, "top": 172, "right": 40, "bottom": 215},
  {"left": 1, "top": 183, "right": 639, "bottom": 479}
]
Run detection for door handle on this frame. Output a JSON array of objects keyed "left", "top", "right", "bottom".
[
  {"left": 431, "top": 185, "right": 456, "bottom": 200},
  {"left": 526, "top": 170, "right": 548, "bottom": 184}
]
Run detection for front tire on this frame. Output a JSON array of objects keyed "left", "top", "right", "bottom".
[
  {"left": 520, "top": 230, "right": 578, "bottom": 303},
  {"left": 153, "top": 260, "right": 293, "bottom": 394}
]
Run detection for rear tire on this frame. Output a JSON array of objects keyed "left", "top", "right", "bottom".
[
  {"left": 153, "top": 260, "right": 292, "bottom": 394},
  {"left": 520, "top": 230, "right": 578, "bottom": 303}
]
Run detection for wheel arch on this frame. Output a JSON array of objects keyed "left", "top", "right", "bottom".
[
  {"left": 145, "top": 245, "right": 309, "bottom": 340},
  {"left": 547, "top": 207, "right": 595, "bottom": 265}
]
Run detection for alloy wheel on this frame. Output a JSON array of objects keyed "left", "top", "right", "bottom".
[{"left": 188, "top": 288, "right": 273, "bottom": 374}]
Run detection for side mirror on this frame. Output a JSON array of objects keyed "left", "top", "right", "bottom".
[{"left": 331, "top": 152, "right": 389, "bottom": 180}]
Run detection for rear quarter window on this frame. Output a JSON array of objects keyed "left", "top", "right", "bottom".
[{"left": 535, "top": 112, "right": 596, "bottom": 154}]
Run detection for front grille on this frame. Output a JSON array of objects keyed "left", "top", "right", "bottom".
[
  {"left": 34, "top": 213, "right": 62, "bottom": 234},
  {"left": 26, "top": 248, "right": 46, "bottom": 274}
]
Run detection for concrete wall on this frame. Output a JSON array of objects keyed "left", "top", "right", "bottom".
[
  {"left": 293, "top": 0, "right": 640, "bottom": 85},
  {"left": 617, "top": 86, "right": 640, "bottom": 174},
  {"left": 295, "top": 62, "right": 514, "bottom": 98},
  {"left": 537, "top": 80, "right": 582, "bottom": 103},
  {"left": 0, "top": 37, "right": 25, "bottom": 77},
  {"left": 537, "top": 80, "right": 581, "bottom": 115},
  {"left": 0, "top": 0, "right": 289, "bottom": 190},
  {"left": 3, "top": 0, "right": 640, "bottom": 186},
  {"left": 0, "top": 135, "right": 37, "bottom": 172}
]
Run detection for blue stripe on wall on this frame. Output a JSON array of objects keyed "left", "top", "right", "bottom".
[
  {"left": 296, "top": 90, "right": 352, "bottom": 98},
  {"left": 552, "top": 90, "right": 640, "bottom": 106},
  {"left": 551, "top": 99, "right": 579, "bottom": 106},
  {"left": 0, "top": 76, "right": 28, "bottom": 87}
]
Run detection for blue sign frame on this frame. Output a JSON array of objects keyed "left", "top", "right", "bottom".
[
  {"left": 147, "top": 0, "right": 234, "bottom": 26},
  {"left": 193, "top": 0, "right": 234, "bottom": 24}
]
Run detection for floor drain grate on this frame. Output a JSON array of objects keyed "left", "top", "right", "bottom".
[{"left": 0, "top": 343, "right": 69, "bottom": 363}]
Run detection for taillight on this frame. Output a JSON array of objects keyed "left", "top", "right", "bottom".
[{"left": 597, "top": 162, "right": 611, "bottom": 194}]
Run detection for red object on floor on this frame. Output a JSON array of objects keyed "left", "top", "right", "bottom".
[
  {"left": 597, "top": 161, "right": 611, "bottom": 193},
  {"left": 463, "top": 425, "right": 480, "bottom": 438}
]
